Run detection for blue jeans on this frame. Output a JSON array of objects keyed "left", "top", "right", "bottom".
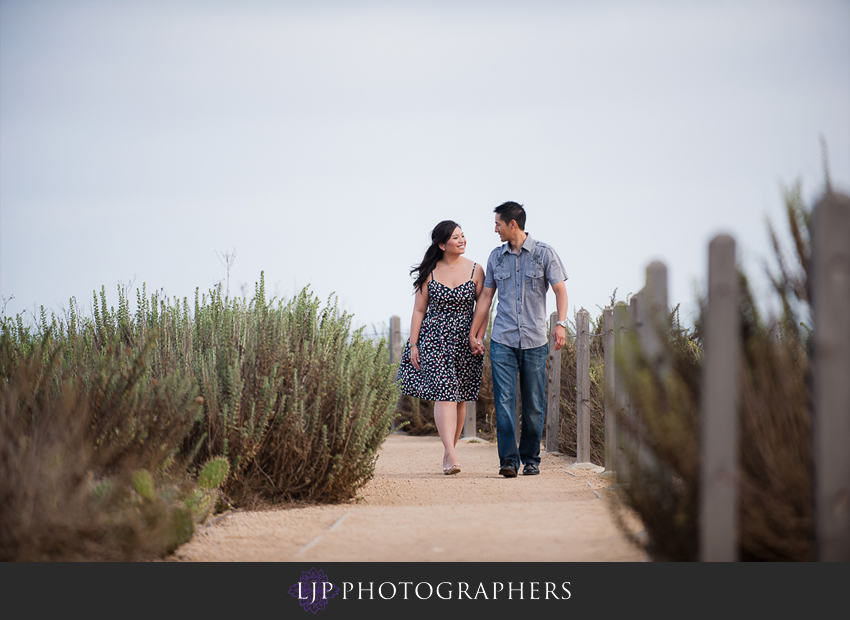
[{"left": 490, "top": 340, "right": 548, "bottom": 469}]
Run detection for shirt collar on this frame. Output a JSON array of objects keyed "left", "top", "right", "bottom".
[{"left": 500, "top": 232, "right": 536, "bottom": 255}]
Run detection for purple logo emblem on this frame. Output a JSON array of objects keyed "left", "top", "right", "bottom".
[{"left": 288, "top": 567, "right": 340, "bottom": 613}]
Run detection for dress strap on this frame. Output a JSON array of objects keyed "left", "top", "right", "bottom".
[{"left": 470, "top": 262, "right": 477, "bottom": 278}]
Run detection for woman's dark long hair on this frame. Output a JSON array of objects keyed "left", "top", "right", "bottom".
[{"left": 410, "top": 220, "right": 461, "bottom": 292}]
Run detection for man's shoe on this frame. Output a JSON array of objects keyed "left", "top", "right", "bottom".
[
  {"left": 499, "top": 466, "right": 518, "bottom": 478},
  {"left": 522, "top": 463, "right": 540, "bottom": 476}
]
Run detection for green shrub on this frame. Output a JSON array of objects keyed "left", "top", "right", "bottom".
[
  {"left": 0, "top": 338, "right": 201, "bottom": 561},
  {"left": 1, "top": 272, "right": 404, "bottom": 561},
  {"left": 188, "top": 284, "right": 400, "bottom": 505}
]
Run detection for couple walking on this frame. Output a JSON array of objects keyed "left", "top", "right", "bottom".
[{"left": 396, "top": 201, "right": 568, "bottom": 477}]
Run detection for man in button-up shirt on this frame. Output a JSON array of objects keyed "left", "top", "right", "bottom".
[{"left": 469, "top": 202, "right": 568, "bottom": 477}]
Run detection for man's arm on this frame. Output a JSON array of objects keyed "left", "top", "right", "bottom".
[
  {"left": 551, "top": 280, "right": 568, "bottom": 351},
  {"left": 469, "top": 286, "right": 496, "bottom": 355}
]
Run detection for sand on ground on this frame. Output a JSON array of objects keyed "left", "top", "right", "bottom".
[{"left": 170, "top": 434, "right": 648, "bottom": 562}]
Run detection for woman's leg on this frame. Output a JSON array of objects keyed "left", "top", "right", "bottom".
[
  {"left": 434, "top": 401, "right": 460, "bottom": 468},
  {"left": 453, "top": 401, "right": 466, "bottom": 447}
]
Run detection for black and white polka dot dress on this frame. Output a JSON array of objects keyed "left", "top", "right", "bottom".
[{"left": 396, "top": 264, "right": 483, "bottom": 402}]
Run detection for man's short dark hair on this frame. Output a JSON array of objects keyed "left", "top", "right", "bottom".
[{"left": 494, "top": 201, "right": 526, "bottom": 230}]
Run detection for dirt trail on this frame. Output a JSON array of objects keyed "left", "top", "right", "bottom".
[{"left": 171, "top": 434, "right": 648, "bottom": 562}]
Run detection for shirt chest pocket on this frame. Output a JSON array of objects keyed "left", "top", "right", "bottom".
[
  {"left": 525, "top": 265, "right": 545, "bottom": 292},
  {"left": 494, "top": 268, "right": 511, "bottom": 292}
]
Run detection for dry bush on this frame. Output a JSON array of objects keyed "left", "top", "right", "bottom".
[
  {"left": 609, "top": 310, "right": 703, "bottom": 561},
  {"left": 394, "top": 394, "right": 437, "bottom": 435},
  {"left": 612, "top": 184, "right": 816, "bottom": 561},
  {"left": 737, "top": 281, "right": 812, "bottom": 561}
]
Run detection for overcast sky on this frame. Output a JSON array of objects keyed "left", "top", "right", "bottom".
[{"left": 2, "top": 0, "right": 848, "bottom": 339}]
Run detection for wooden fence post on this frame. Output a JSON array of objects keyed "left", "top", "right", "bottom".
[
  {"left": 643, "top": 262, "right": 669, "bottom": 373},
  {"left": 627, "top": 292, "right": 642, "bottom": 473},
  {"left": 389, "top": 315, "right": 403, "bottom": 431},
  {"left": 699, "top": 234, "right": 740, "bottom": 562},
  {"left": 389, "top": 315, "right": 402, "bottom": 364},
  {"left": 638, "top": 263, "right": 671, "bottom": 477},
  {"left": 613, "top": 301, "right": 630, "bottom": 483},
  {"left": 575, "top": 309, "right": 591, "bottom": 463},
  {"left": 603, "top": 306, "right": 616, "bottom": 473},
  {"left": 546, "top": 311, "right": 562, "bottom": 453},
  {"left": 463, "top": 400, "right": 477, "bottom": 439},
  {"left": 812, "top": 191, "right": 850, "bottom": 562}
]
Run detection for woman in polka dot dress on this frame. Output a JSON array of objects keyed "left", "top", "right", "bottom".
[{"left": 396, "top": 220, "right": 486, "bottom": 475}]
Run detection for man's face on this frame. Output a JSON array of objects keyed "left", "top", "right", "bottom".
[{"left": 494, "top": 214, "right": 512, "bottom": 242}]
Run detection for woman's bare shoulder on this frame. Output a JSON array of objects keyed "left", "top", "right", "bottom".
[{"left": 471, "top": 259, "right": 485, "bottom": 277}]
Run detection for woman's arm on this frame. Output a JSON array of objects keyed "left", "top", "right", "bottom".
[
  {"left": 473, "top": 263, "right": 488, "bottom": 341},
  {"left": 408, "top": 279, "right": 429, "bottom": 370},
  {"left": 469, "top": 265, "right": 493, "bottom": 355}
]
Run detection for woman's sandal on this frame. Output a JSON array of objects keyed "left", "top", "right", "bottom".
[{"left": 443, "top": 463, "right": 461, "bottom": 475}]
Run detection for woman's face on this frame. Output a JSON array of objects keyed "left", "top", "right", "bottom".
[{"left": 441, "top": 226, "right": 466, "bottom": 255}]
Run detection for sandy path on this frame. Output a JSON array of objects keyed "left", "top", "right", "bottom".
[{"left": 171, "top": 434, "right": 648, "bottom": 562}]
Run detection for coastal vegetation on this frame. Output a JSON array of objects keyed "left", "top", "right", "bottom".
[{"left": 0, "top": 276, "right": 399, "bottom": 560}]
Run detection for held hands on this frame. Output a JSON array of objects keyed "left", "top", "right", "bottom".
[{"left": 469, "top": 334, "right": 485, "bottom": 356}]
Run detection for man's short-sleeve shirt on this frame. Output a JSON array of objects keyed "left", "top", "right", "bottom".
[{"left": 483, "top": 233, "right": 567, "bottom": 349}]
